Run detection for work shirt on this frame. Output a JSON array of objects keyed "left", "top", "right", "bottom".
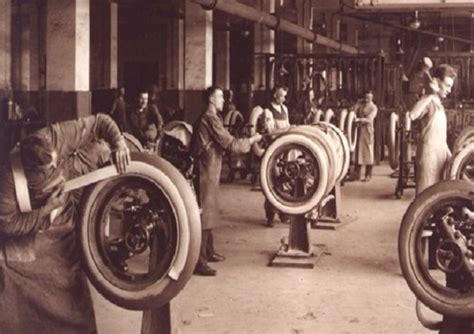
[
  {"left": 410, "top": 95, "right": 451, "bottom": 194},
  {"left": 191, "top": 108, "right": 252, "bottom": 229},
  {"left": 129, "top": 104, "right": 164, "bottom": 145},
  {"left": 0, "top": 114, "right": 121, "bottom": 333}
]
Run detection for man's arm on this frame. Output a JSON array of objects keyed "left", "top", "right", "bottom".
[
  {"left": 409, "top": 95, "right": 434, "bottom": 121},
  {"left": 0, "top": 169, "right": 64, "bottom": 237},
  {"left": 48, "top": 113, "right": 129, "bottom": 173},
  {"left": 207, "top": 113, "right": 261, "bottom": 154}
]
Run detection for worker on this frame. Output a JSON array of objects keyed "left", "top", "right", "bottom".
[
  {"left": 352, "top": 91, "right": 378, "bottom": 182},
  {"left": 410, "top": 64, "right": 457, "bottom": 195},
  {"left": 191, "top": 86, "right": 262, "bottom": 276},
  {"left": 264, "top": 86, "right": 291, "bottom": 227},
  {"left": 299, "top": 87, "right": 318, "bottom": 125},
  {"left": 129, "top": 90, "right": 164, "bottom": 146},
  {"left": 0, "top": 114, "right": 130, "bottom": 333}
]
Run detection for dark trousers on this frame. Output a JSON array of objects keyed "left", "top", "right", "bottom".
[
  {"left": 264, "top": 199, "right": 275, "bottom": 222},
  {"left": 198, "top": 229, "right": 215, "bottom": 265}
]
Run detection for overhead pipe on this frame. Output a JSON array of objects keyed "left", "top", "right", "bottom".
[
  {"left": 189, "top": 0, "right": 362, "bottom": 54},
  {"left": 339, "top": 12, "right": 474, "bottom": 46}
]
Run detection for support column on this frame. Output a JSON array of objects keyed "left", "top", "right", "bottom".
[
  {"left": 46, "top": 0, "right": 90, "bottom": 122},
  {"left": 11, "top": 2, "right": 40, "bottom": 91},
  {"left": 110, "top": 2, "right": 118, "bottom": 88},
  {"left": 296, "top": 0, "right": 313, "bottom": 91},
  {"left": 214, "top": 29, "right": 230, "bottom": 90},
  {"left": 0, "top": 0, "right": 12, "bottom": 93},
  {"left": 184, "top": 1, "right": 213, "bottom": 123},
  {"left": 166, "top": 17, "right": 185, "bottom": 110},
  {"left": 254, "top": 0, "right": 275, "bottom": 103}
]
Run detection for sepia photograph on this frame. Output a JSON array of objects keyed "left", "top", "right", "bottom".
[{"left": 0, "top": 0, "right": 474, "bottom": 333}]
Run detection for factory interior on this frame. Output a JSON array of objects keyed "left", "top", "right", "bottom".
[{"left": 1, "top": 0, "right": 474, "bottom": 333}]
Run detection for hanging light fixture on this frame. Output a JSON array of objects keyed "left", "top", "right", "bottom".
[
  {"left": 409, "top": 11, "right": 421, "bottom": 30},
  {"left": 396, "top": 38, "right": 404, "bottom": 54}
]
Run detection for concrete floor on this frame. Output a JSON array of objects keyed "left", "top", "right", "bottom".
[{"left": 92, "top": 163, "right": 439, "bottom": 333}]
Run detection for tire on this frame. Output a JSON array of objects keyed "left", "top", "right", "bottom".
[
  {"left": 249, "top": 106, "right": 270, "bottom": 157},
  {"left": 345, "top": 111, "right": 358, "bottom": 153},
  {"left": 399, "top": 180, "right": 474, "bottom": 317},
  {"left": 446, "top": 143, "right": 474, "bottom": 181},
  {"left": 324, "top": 108, "right": 335, "bottom": 124},
  {"left": 311, "top": 109, "right": 324, "bottom": 123},
  {"left": 388, "top": 112, "right": 400, "bottom": 170},
  {"left": 78, "top": 152, "right": 201, "bottom": 310},
  {"left": 315, "top": 122, "right": 350, "bottom": 183},
  {"left": 289, "top": 125, "right": 336, "bottom": 192},
  {"left": 338, "top": 108, "right": 348, "bottom": 131},
  {"left": 123, "top": 133, "right": 144, "bottom": 152},
  {"left": 453, "top": 126, "right": 474, "bottom": 154},
  {"left": 260, "top": 132, "right": 329, "bottom": 215},
  {"left": 223, "top": 110, "right": 235, "bottom": 128},
  {"left": 230, "top": 110, "right": 244, "bottom": 128}
]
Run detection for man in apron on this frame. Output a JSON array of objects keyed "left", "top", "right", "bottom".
[
  {"left": 191, "top": 87, "right": 262, "bottom": 276},
  {"left": 354, "top": 91, "right": 378, "bottom": 182},
  {"left": 263, "top": 86, "right": 292, "bottom": 227},
  {"left": 409, "top": 64, "right": 457, "bottom": 195}
]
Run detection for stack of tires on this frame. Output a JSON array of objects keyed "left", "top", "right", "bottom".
[
  {"left": 445, "top": 126, "right": 474, "bottom": 181},
  {"left": 259, "top": 122, "right": 350, "bottom": 215}
]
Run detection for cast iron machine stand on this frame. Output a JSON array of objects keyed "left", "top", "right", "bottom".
[{"left": 270, "top": 178, "right": 328, "bottom": 269}]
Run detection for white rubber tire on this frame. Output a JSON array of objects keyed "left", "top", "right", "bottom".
[
  {"left": 338, "top": 108, "right": 348, "bottom": 131},
  {"left": 288, "top": 125, "right": 336, "bottom": 192},
  {"left": 324, "top": 108, "right": 335, "bottom": 124},
  {"left": 230, "top": 110, "right": 244, "bottom": 128},
  {"left": 315, "top": 122, "right": 350, "bottom": 183},
  {"left": 311, "top": 109, "right": 324, "bottom": 123},
  {"left": 445, "top": 142, "right": 474, "bottom": 180},
  {"left": 388, "top": 112, "right": 400, "bottom": 170},
  {"left": 453, "top": 126, "right": 474, "bottom": 154},
  {"left": 79, "top": 153, "right": 201, "bottom": 310},
  {"left": 345, "top": 111, "right": 358, "bottom": 153},
  {"left": 223, "top": 110, "right": 235, "bottom": 127},
  {"left": 249, "top": 106, "right": 270, "bottom": 157},
  {"left": 123, "top": 132, "right": 144, "bottom": 152},
  {"left": 260, "top": 133, "right": 329, "bottom": 215},
  {"left": 399, "top": 180, "right": 474, "bottom": 318}
]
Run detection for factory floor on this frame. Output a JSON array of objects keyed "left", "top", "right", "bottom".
[{"left": 91, "top": 163, "right": 436, "bottom": 334}]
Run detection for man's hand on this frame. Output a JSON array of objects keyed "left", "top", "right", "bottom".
[
  {"left": 114, "top": 137, "right": 131, "bottom": 173},
  {"left": 43, "top": 186, "right": 67, "bottom": 214},
  {"left": 251, "top": 133, "right": 263, "bottom": 145}
]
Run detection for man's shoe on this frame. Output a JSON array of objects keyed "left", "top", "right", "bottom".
[
  {"left": 265, "top": 220, "right": 274, "bottom": 228},
  {"left": 194, "top": 263, "right": 217, "bottom": 276},
  {"left": 208, "top": 253, "right": 226, "bottom": 262}
]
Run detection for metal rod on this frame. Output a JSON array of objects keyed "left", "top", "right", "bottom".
[
  {"left": 339, "top": 12, "right": 474, "bottom": 46},
  {"left": 189, "top": 0, "right": 362, "bottom": 54}
]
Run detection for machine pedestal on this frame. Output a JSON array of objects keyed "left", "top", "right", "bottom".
[
  {"left": 270, "top": 211, "right": 328, "bottom": 269},
  {"left": 312, "top": 182, "right": 357, "bottom": 230},
  {"left": 141, "top": 303, "right": 175, "bottom": 334}
]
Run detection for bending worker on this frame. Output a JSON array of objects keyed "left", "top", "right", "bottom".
[
  {"left": 0, "top": 114, "right": 130, "bottom": 333},
  {"left": 409, "top": 64, "right": 457, "bottom": 195}
]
